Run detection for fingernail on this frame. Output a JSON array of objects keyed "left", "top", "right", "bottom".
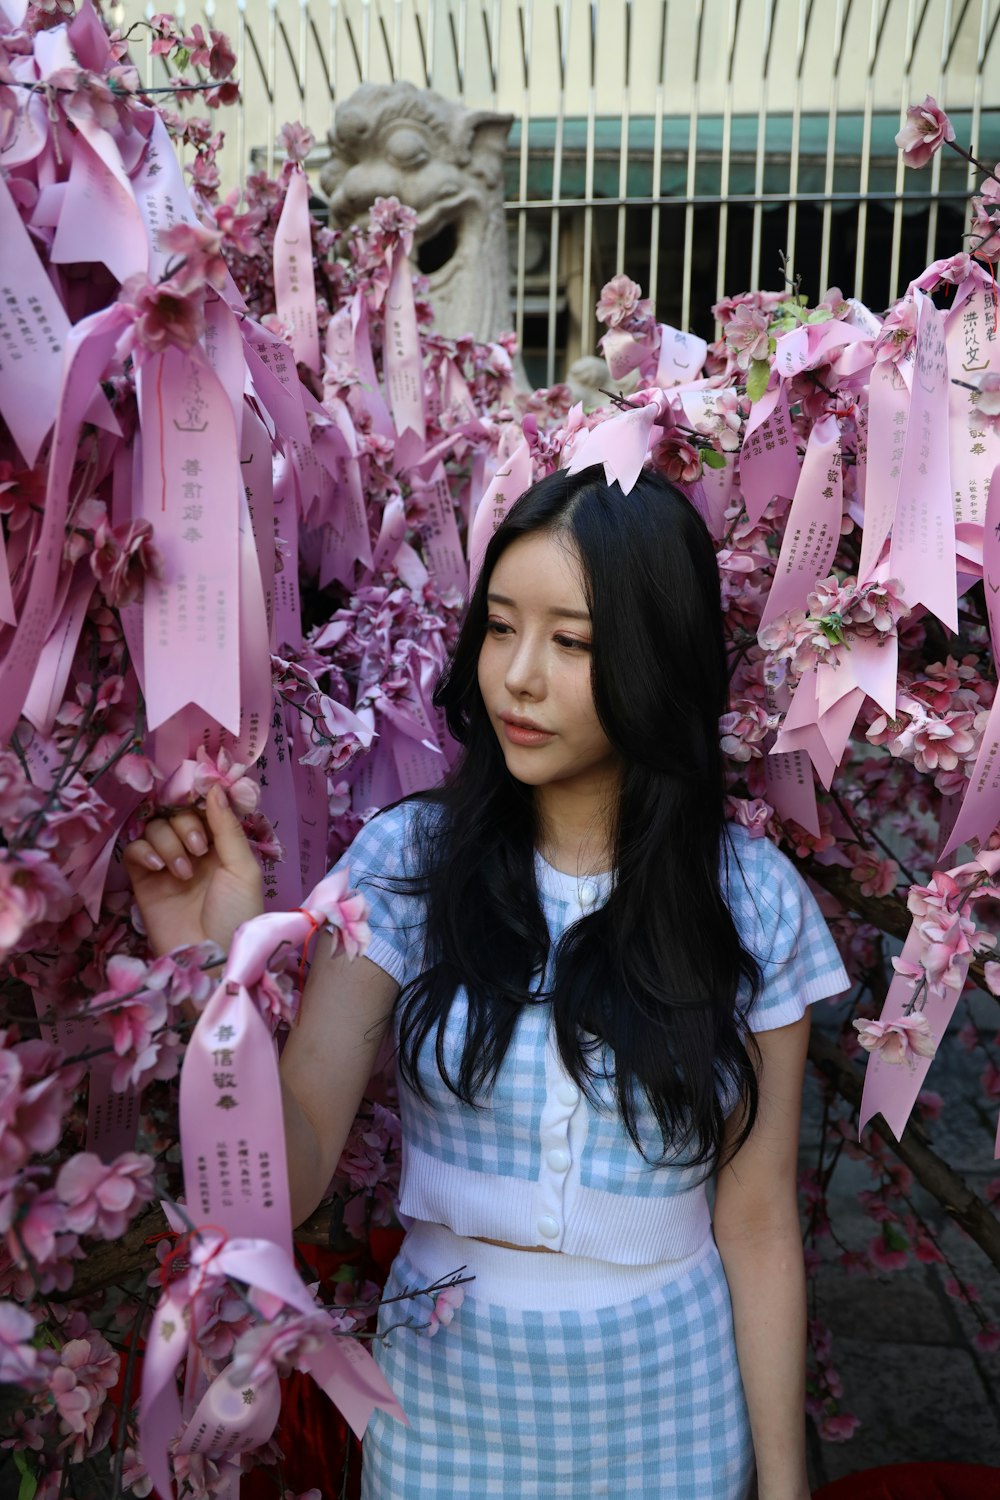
[
  {"left": 145, "top": 852, "right": 166, "bottom": 871},
  {"left": 172, "top": 855, "right": 193, "bottom": 880},
  {"left": 186, "top": 830, "right": 208, "bottom": 855}
]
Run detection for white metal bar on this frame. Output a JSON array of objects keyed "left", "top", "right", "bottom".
[
  {"left": 681, "top": 0, "right": 705, "bottom": 332},
  {"left": 714, "top": 0, "right": 741, "bottom": 308},
  {"left": 647, "top": 0, "right": 668, "bottom": 311},
  {"left": 615, "top": 0, "right": 632, "bottom": 277},
  {"left": 785, "top": 0, "right": 816, "bottom": 291},
  {"left": 547, "top": 0, "right": 569, "bottom": 386},
  {"left": 924, "top": 0, "right": 955, "bottom": 263},
  {"left": 580, "top": 0, "right": 597, "bottom": 355},
  {"left": 888, "top": 0, "right": 918, "bottom": 303},
  {"left": 818, "top": 0, "right": 849, "bottom": 298},
  {"left": 514, "top": 0, "right": 532, "bottom": 356},
  {"left": 749, "top": 0, "right": 777, "bottom": 294}
]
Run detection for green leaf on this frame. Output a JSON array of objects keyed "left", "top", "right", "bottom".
[
  {"left": 173, "top": 45, "right": 190, "bottom": 69},
  {"left": 746, "top": 357, "right": 772, "bottom": 404},
  {"left": 884, "top": 1221, "right": 910, "bottom": 1253},
  {"left": 807, "top": 308, "right": 834, "bottom": 324},
  {"left": 14, "top": 1453, "right": 37, "bottom": 1500},
  {"left": 701, "top": 448, "right": 726, "bottom": 469}
]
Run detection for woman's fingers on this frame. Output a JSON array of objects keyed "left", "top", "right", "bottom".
[
  {"left": 140, "top": 818, "right": 197, "bottom": 880},
  {"left": 122, "top": 837, "right": 168, "bottom": 875},
  {"left": 204, "top": 784, "right": 257, "bottom": 870},
  {"left": 168, "top": 810, "right": 211, "bottom": 859}
]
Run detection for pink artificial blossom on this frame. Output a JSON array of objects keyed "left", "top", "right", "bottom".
[
  {"left": 852, "top": 1013, "right": 937, "bottom": 1065},
  {"left": 595, "top": 274, "right": 647, "bottom": 329},
  {"left": 0, "top": 851, "right": 73, "bottom": 959},
  {"left": 90, "top": 515, "right": 164, "bottom": 608},
  {"left": 191, "top": 746, "right": 260, "bottom": 815},
  {"left": 0, "top": 1301, "right": 46, "bottom": 1386},
  {"left": 226, "top": 1313, "right": 325, "bottom": 1386},
  {"left": 723, "top": 302, "right": 771, "bottom": 370},
  {"left": 895, "top": 95, "right": 956, "bottom": 169},
  {"left": 118, "top": 274, "right": 204, "bottom": 356},
  {"left": 49, "top": 1332, "right": 120, "bottom": 1462},
  {"left": 653, "top": 428, "right": 702, "bottom": 485},
  {"left": 849, "top": 847, "right": 899, "bottom": 899},
  {"left": 278, "top": 121, "right": 315, "bottom": 162},
  {"left": 55, "top": 1151, "right": 156, "bottom": 1241},
  {"left": 307, "top": 868, "right": 371, "bottom": 960},
  {"left": 159, "top": 222, "right": 228, "bottom": 293},
  {"left": 423, "top": 1282, "right": 465, "bottom": 1338},
  {"left": 817, "top": 1412, "right": 862, "bottom": 1441}
]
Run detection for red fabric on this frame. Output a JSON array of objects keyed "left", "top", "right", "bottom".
[{"left": 813, "top": 1464, "right": 1000, "bottom": 1500}]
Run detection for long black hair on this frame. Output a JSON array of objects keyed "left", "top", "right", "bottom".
[{"left": 394, "top": 462, "right": 762, "bottom": 1170}]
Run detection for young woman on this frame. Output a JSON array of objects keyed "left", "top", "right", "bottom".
[{"left": 126, "top": 463, "right": 848, "bottom": 1500}]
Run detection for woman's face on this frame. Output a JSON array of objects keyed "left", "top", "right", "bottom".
[{"left": 477, "top": 530, "right": 619, "bottom": 796}]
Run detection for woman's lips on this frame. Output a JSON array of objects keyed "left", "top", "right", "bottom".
[{"left": 500, "top": 715, "right": 554, "bottom": 747}]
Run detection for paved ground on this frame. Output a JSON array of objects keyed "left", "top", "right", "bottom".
[{"left": 802, "top": 990, "right": 1000, "bottom": 1490}]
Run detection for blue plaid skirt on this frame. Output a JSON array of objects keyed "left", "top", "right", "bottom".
[{"left": 361, "top": 1223, "right": 754, "bottom": 1499}]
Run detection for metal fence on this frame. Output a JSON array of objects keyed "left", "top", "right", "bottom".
[{"left": 128, "top": 0, "right": 1000, "bottom": 385}]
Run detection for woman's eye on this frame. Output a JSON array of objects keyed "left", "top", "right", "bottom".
[
  {"left": 486, "top": 619, "right": 512, "bottom": 636},
  {"left": 555, "top": 634, "right": 592, "bottom": 652}
]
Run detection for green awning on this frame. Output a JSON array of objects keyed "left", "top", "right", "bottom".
[{"left": 505, "top": 110, "right": 999, "bottom": 205}]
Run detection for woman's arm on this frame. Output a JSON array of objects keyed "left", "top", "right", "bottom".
[
  {"left": 279, "top": 941, "right": 398, "bottom": 1226},
  {"left": 713, "top": 1011, "right": 812, "bottom": 1500}
]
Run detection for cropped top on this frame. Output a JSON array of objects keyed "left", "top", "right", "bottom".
[{"left": 330, "top": 799, "right": 849, "bottom": 1266}]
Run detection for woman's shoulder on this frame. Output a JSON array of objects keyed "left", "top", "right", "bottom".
[
  {"left": 720, "top": 823, "right": 811, "bottom": 934},
  {"left": 341, "top": 792, "right": 446, "bottom": 880}
]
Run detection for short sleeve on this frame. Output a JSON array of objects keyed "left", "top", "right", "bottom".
[
  {"left": 328, "top": 800, "right": 431, "bottom": 988},
  {"left": 724, "top": 827, "right": 850, "bottom": 1032}
]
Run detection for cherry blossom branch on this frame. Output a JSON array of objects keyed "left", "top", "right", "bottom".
[{"left": 808, "top": 1031, "right": 1000, "bottom": 1271}]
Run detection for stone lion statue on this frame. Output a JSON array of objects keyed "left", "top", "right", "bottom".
[{"left": 320, "top": 81, "right": 516, "bottom": 352}]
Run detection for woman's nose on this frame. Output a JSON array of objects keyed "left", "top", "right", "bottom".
[{"left": 504, "top": 639, "right": 545, "bottom": 698}]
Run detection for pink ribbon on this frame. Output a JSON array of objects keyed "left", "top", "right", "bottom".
[
  {"left": 382, "top": 243, "right": 426, "bottom": 467},
  {"left": 887, "top": 294, "right": 958, "bottom": 633},
  {"left": 942, "top": 464, "right": 1000, "bottom": 855},
  {"left": 136, "top": 347, "right": 242, "bottom": 736},
  {"left": 468, "top": 427, "right": 533, "bottom": 588},
  {"left": 142, "top": 874, "right": 406, "bottom": 1497},
  {"left": 0, "top": 303, "right": 130, "bottom": 744},
  {"left": 857, "top": 359, "right": 908, "bottom": 583},
  {"left": 758, "top": 413, "right": 843, "bottom": 634},
  {"left": 859, "top": 848, "right": 1000, "bottom": 1147},
  {"left": 738, "top": 381, "right": 800, "bottom": 527},
  {"left": 565, "top": 390, "right": 667, "bottom": 497},
  {"left": 273, "top": 167, "right": 321, "bottom": 374}
]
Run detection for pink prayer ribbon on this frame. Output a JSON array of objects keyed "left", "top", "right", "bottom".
[
  {"left": 945, "top": 278, "right": 1000, "bottom": 527},
  {"left": 737, "top": 381, "right": 800, "bottom": 527},
  {"left": 942, "top": 464, "right": 1000, "bottom": 855},
  {"left": 857, "top": 359, "right": 909, "bottom": 583},
  {"left": 410, "top": 462, "right": 469, "bottom": 597},
  {"left": 136, "top": 347, "right": 242, "bottom": 736},
  {"left": 50, "top": 119, "right": 148, "bottom": 286},
  {"left": 273, "top": 167, "right": 321, "bottom": 373},
  {"left": 142, "top": 877, "right": 406, "bottom": 1497},
  {"left": 0, "top": 303, "right": 130, "bottom": 744},
  {"left": 887, "top": 294, "right": 958, "bottom": 633},
  {"left": 0, "top": 171, "right": 79, "bottom": 466},
  {"left": 654, "top": 325, "right": 708, "bottom": 387},
  {"left": 859, "top": 848, "right": 1000, "bottom": 1148},
  {"left": 468, "top": 428, "right": 533, "bottom": 588},
  {"left": 382, "top": 243, "right": 427, "bottom": 467},
  {"left": 565, "top": 390, "right": 667, "bottom": 498},
  {"left": 758, "top": 413, "right": 843, "bottom": 635}
]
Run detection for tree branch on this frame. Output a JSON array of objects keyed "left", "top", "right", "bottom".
[{"left": 808, "top": 1030, "right": 1000, "bottom": 1271}]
